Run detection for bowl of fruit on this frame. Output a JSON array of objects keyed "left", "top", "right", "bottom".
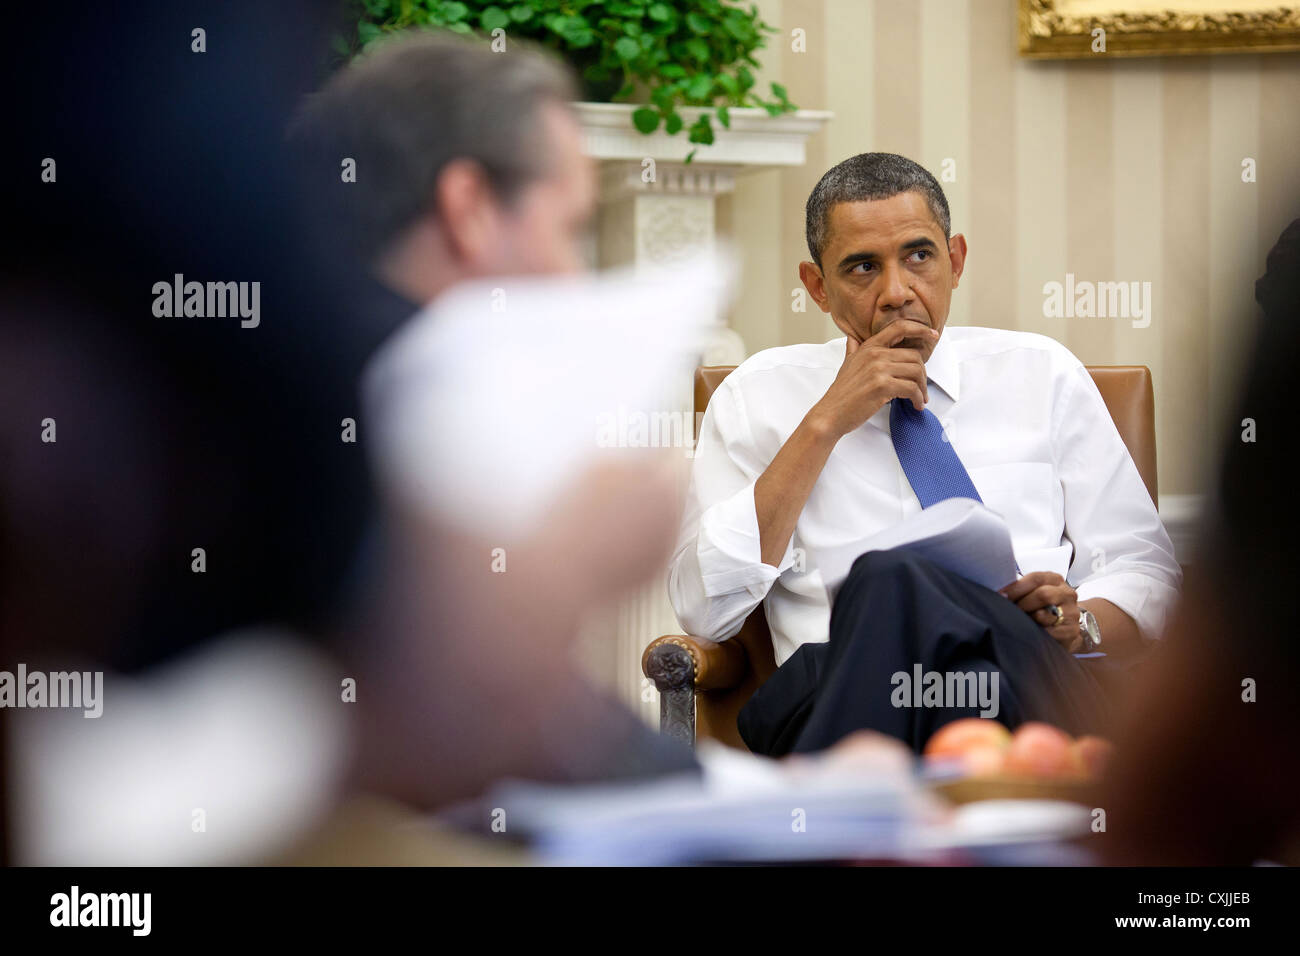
[{"left": 921, "top": 718, "right": 1113, "bottom": 805}]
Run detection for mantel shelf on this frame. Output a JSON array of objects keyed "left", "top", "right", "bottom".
[{"left": 576, "top": 102, "right": 833, "bottom": 168}]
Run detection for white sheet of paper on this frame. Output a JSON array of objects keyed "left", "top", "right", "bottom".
[
  {"left": 814, "top": 496, "right": 1020, "bottom": 602},
  {"left": 362, "top": 252, "right": 735, "bottom": 537}
]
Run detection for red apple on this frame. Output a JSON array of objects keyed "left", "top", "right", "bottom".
[
  {"left": 923, "top": 718, "right": 1013, "bottom": 764},
  {"left": 958, "top": 744, "right": 1008, "bottom": 776},
  {"left": 1004, "top": 722, "right": 1083, "bottom": 777}
]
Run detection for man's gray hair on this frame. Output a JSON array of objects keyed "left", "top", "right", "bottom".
[
  {"left": 805, "top": 153, "right": 951, "bottom": 268},
  {"left": 291, "top": 30, "right": 579, "bottom": 262}
]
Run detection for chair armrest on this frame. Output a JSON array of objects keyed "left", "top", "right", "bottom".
[
  {"left": 642, "top": 634, "right": 747, "bottom": 693},
  {"left": 642, "top": 635, "right": 748, "bottom": 748}
]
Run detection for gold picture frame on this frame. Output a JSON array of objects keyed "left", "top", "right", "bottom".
[{"left": 1018, "top": 0, "right": 1300, "bottom": 58}]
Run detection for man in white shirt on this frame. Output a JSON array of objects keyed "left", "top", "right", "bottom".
[{"left": 669, "top": 153, "right": 1183, "bottom": 755}]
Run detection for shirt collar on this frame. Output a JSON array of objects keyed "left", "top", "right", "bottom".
[{"left": 924, "top": 327, "right": 960, "bottom": 402}]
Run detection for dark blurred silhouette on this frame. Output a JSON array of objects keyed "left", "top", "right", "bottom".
[
  {"left": 0, "top": 0, "right": 377, "bottom": 864},
  {"left": 1101, "top": 218, "right": 1300, "bottom": 865},
  {"left": 0, "top": 5, "right": 699, "bottom": 864},
  {"left": 1, "top": 1, "right": 370, "bottom": 673}
]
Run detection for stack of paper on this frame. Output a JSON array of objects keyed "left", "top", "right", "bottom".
[
  {"left": 464, "top": 763, "right": 1092, "bottom": 865},
  {"left": 814, "top": 497, "right": 1020, "bottom": 602},
  {"left": 476, "top": 767, "right": 931, "bottom": 865}
]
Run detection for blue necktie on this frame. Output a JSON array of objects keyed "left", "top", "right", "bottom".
[
  {"left": 888, "top": 397, "right": 1025, "bottom": 580},
  {"left": 888, "top": 397, "right": 983, "bottom": 508}
]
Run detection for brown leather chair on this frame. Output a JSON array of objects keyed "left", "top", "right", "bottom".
[{"left": 642, "top": 364, "right": 1158, "bottom": 750}]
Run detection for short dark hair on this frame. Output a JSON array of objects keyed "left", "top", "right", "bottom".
[
  {"left": 804, "top": 153, "right": 951, "bottom": 267},
  {"left": 291, "top": 31, "right": 579, "bottom": 263}
]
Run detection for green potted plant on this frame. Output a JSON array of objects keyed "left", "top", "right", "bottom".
[{"left": 338, "top": 0, "right": 796, "bottom": 160}]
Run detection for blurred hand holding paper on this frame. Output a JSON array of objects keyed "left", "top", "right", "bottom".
[
  {"left": 363, "top": 253, "right": 735, "bottom": 537},
  {"left": 814, "top": 497, "right": 1020, "bottom": 602}
]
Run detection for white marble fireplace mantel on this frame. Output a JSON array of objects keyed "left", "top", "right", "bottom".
[
  {"left": 573, "top": 102, "right": 832, "bottom": 724},
  {"left": 579, "top": 102, "right": 830, "bottom": 364}
]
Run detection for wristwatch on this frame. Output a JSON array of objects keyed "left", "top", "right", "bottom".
[{"left": 1077, "top": 607, "right": 1102, "bottom": 653}]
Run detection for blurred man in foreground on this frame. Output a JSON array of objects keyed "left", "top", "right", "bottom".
[
  {"left": 289, "top": 31, "right": 911, "bottom": 838},
  {"left": 291, "top": 33, "right": 699, "bottom": 812},
  {"left": 3, "top": 12, "right": 707, "bottom": 865}
]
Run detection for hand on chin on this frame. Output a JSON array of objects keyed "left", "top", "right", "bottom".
[{"left": 893, "top": 334, "right": 933, "bottom": 357}]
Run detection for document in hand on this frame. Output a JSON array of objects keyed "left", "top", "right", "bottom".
[
  {"left": 814, "top": 497, "right": 1020, "bottom": 602},
  {"left": 362, "top": 251, "right": 735, "bottom": 537}
]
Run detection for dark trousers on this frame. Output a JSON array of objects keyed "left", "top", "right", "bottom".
[{"left": 737, "top": 548, "right": 1128, "bottom": 756}]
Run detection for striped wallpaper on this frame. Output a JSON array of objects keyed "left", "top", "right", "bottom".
[{"left": 719, "top": 0, "right": 1300, "bottom": 498}]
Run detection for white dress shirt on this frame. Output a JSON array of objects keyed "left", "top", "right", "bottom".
[{"left": 668, "top": 326, "right": 1183, "bottom": 667}]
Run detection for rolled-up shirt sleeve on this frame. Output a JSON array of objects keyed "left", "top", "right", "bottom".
[
  {"left": 1054, "top": 362, "right": 1183, "bottom": 641},
  {"left": 668, "top": 378, "right": 797, "bottom": 642}
]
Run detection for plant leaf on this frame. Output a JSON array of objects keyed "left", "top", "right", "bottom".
[
  {"left": 632, "top": 107, "right": 660, "bottom": 134},
  {"left": 688, "top": 115, "right": 714, "bottom": 145},
  {"left": 614, "top": 36, "right": 640, "bottom": 61},
  {"left": 480, "top": 6, "right": 510, "bottom": 31},
  {"left": 686, "top": 73, "right": 713, "bottom": 101}
]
